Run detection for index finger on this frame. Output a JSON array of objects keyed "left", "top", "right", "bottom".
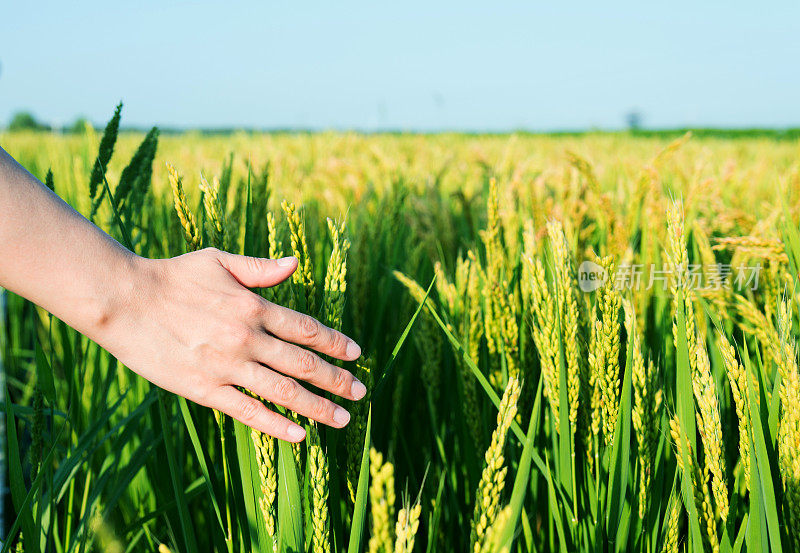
[{"left": 262, "top": 302, "right": 361, "bottom": 361}]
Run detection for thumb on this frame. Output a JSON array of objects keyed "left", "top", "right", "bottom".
[{"left": 215, "top": 251, "right": 298, "bottom": 288}]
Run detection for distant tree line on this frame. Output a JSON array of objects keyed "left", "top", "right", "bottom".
[
  {"left": 5, "top": 111, "right": 92, "bottom": 133},
  {"left": 5, "top": 109, "right": 800, "bottom": 140}
]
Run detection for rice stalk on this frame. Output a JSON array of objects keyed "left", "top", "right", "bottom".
[
  {"left": 308, "top": 425, "right": 331, "bottom": 553},
  {"left": 369, "top": 448, "right": 396, "bottom": 553},
  {"left": 692, "top": 340, "right": 729, "bottom": 523},
  {"left": 717, "top": 332, "right": 752, "bottom": 491},
  {"left": 323, "top": 217, "right": 350, "bottom": 332},
  {"left": 346, "top": 356, "right": 373, "bottom": 502},
  {"left": 670, "top": 415, "right": 719, "bottom": 553},
  {"left": 526, "top": 252, "right": 560, "bottom": 428},
  {"left": 393, "top": 502, "right": 421, "bottom": 553},
  {"left": 547, "top": 220, "right": 585, "bottom": 438},
  {"left": 470, "top": 376, "right": 521, "bottom": 553},
  {"left": 777, "top": 296, "right": 800, "bottom": 550},
  {"left": 479, "top": 504, "right": 512, "bottom": 553},
  {"left": 251, "top": 426, "right": 278, "bottom": 553},
  {"left": 282, "top": 200, "right": 316, "bottom": 315},
  {"left": 666, "top": 199, "right": 698, "bottom": 377},
  {"left": 199, "top": 174, "right": 227, "bottom": 250},
  {"left": 89, "top": 102, "right": 122, "bottom": 218},
  {"left": 661, "top": 494, "right": 682, "bottom": 553},
  {"left": 167, "top": 163, "right": 200, "bottom": 251},
  {"left": 588, "top": 255, "right": 621, "bottom": 447},
  {"left": 625, "top": 299, "right": 662, "bottom": 519}
]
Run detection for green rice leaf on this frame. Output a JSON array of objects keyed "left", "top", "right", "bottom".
[
  {"left": 277, "top": 438, "right": 303, "bottom": 553},
  {"left": 3, "top": 385, "right": 38, "bottom": 553},
  {"left": 157, "top": 393, "right": 199, "bottom": 553},
  {"left": 743, "top": 344, "right": 783, "bottom": 553},
  {"left": 178, "top": 398, "right": 226, "bottom": 534},
  {"left": 606, "top": 316, "right": 634, "bottom": 552},
  {"left": 348, "top": 407, "right": 372, "bottom": 553},
  {"left": 497, "top": 376, "right": 543, "bottom": 550},
  {"left": 673, "top": 289, "right": 704, "bottom": 550}
]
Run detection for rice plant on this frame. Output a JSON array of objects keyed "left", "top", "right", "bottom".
[{"left": 2, "top": 107, "right": 800, "bottom": 552}]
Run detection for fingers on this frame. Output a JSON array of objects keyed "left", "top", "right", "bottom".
[
  {"left": 209, "top": 248, "right": 361, "bottom": 362},
  {"left": 214, "top": 249, "right": 298, "bottom": 289},
  {"left": 237, "top": 363, "right": 352, "bottom": 429},
  {"left": 211, "top": 385, "right": 306, "bottom": 442},
  {"left": 262, "top": 302, "right": 361, "bottom": 361},
  {"left": 254, "top": 337, "right": 367, "bottom": 400}
]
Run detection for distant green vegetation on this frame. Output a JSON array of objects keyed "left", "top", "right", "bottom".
[{"left": 6, "top": 109, "right": 800, "bottom": 139}]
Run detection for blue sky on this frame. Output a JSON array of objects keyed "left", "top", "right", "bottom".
[{"left": 1, "top": 1, "right": 799, "bottom": 131}]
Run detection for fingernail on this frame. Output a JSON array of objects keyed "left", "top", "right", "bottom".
[
  {"left": 351, "top": 379, "right": 367, "bottom": 400},
  {"left": 333, "top": 406, "right": 351, "bottom": 426},
  {"left": 287, "top": 424, "right": 306, "bottom": 441},
  {"left": 277, "top": 256, "right": 297, "bottom": 267},
  {"left": 346, "top": 340, "right": 361, "bottom": 360}
]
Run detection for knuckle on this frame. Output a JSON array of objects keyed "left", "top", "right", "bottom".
[
  {"left": 240, "top": 363, "right": 260, "bottom": 384},
  {"left": 203, "top": 247, "right": 221, "bottom": 257},
  {"left": 237, "top": 397, "right": 262, "bottom": 423},
  {"left": 297, "top": 350, "right": 318, "bottom": 378},
  {"left": 227, "top": 324, "right": 254, "bottom": 350},
  {"left": 299, "top": 316, "right": 321, "bottom": 341},
  {"left": 193, "top": 382, "right": 213, "bottom": 405},
  {"left": 186, "top": 370, "right": 207, "bottom": 390},
  {"left": 275, "top": 377, "right": 299, "bottom": 402},
  {"left": 239, "top": 294, "right": 265, "bottom": 320},
  {"left": 332, "top": 368, "right": 351, "bottom": 393},
  {"left": 329, "top": 331, "right": 347, "bottom": 355},
  {"left": 265, "top": 304, "right": 284, "bottom": 327},
  {"left": 312, "top": 398, "right": 331, "bottom": 420}
]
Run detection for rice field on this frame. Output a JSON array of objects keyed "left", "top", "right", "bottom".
[{"left": 1, "top": 108, "right": 800, "bottom": 552}]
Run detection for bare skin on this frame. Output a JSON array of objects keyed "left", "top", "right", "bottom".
[{"left": 0, "top": 146, "right": 365, "bottom": 442}]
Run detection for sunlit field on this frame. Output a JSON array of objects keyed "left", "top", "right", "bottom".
[{"left": 2, "top": 110, "right": 800, "bottom": 552}]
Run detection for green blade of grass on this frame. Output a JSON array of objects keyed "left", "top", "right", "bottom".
[
  {"left": 747, "top": 435, "right": 767, "bottom": 552},
  {"left": 426, "top": 300, "right": 501, "bottom": 409},
  {"left": 3, "top": 385, "right": 39, "bottom": 553},
  {"left": 555, "top": 314, "right": 574, "bottom": 519},
  {"left": 34, "top": 339, "right": 56, "bottom": 405},
  {"left": 743, "top": 343, "right": 783, "bottom": 553},
  {"left": 673, "top": 289, "right": 704, "bottom": 550},
  {"left": 1, "top": 403, "right": 68, "bottom": 553},
  {"left": 732, "top": 513, "right": 748, "bottom": 553},
  {"left": 497, "top": 376, "right": 543, "bottom": 550},
  {"left": 348, "top": 407, "right": 372, "bottom": 553},
  {"left": 545, "top": 457, "right": 570, "bottom": 553},
  {"left": 51, "top": 391, "right": 151, "bottom": 502},
  {"left": 606, "top": 321, "right": 634, "bottom": 552},
  {"left": 177, "top": 398, "right": 226, "bottom": 534},
  {"left": 425, "top": 470, "right": 447, "bottom": 553},
  {"left": 233, "top": 418, "right": 263, "bottom": 550},
  {"left": 277, "top": 438, "right": 303, "bottom": 553},
  {"left": 157, "top": 393, "right": 199, "bottom": 553},
  {"left": 373, "top": 277, "right": 435, "bottom": 398}
]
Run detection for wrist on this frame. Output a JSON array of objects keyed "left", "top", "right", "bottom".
[{"left": 84, "top": 251, "right": 159, "bottom": 346}]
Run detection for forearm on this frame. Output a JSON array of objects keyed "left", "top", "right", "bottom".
[{"left": 0, "top": 146, "right": 140, "bottom": 337}]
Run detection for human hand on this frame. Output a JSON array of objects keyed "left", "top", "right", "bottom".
[{"left": 92, "top": 247, "right": 365, "bottom": 442}]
